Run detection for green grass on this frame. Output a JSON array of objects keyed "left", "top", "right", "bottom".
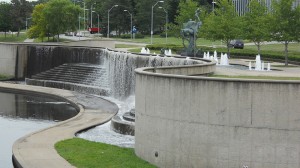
[
  {"left": 0, "top": 33, "right": 27, "bottom": 42},
  {"left": 55, "top": 138, "right": 156, "bottom": 168},
  {"left": 114, "top": 35, "right": 220, "bottom": 46},
  {"left": 209, "top": 74, "right": 300, "bottom": 80},
  {"left": 0, "top": 74, "right": 12, "bottom": 80},
  {"left": 115, "top": 44, "right": 141, "bottom": 48}
]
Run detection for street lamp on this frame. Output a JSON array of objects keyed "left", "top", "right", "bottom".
[
  {"left": 159, "top": 7, "right": 168, "bottom": 43},
  {"left": 151, "top": 1, "right": 164, "bottom": 44},
  {"left": 26, "top": 17, "right": 32, "bottom": 32},
  {"left": 212, "top": 0, "right": 216, "bottom": 12},
  {"left": 124, "top": 10, "right": 133, "bottom": 40},
  {"left": 92, "top": 11, "right": 100, "bottom": 35},
  {"left": 90, "top": 3, "right": 96, "bottom": 28},
  {"left": 107, "top": 5, "right": 118, "bottom": 38}
]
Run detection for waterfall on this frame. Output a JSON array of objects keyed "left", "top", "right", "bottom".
[{"left": 103, "top": 50, "right": 199, "bottom": 100}]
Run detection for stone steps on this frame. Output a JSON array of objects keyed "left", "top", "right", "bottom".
[{"left": 26, "top": 63, "right": 110, "bottom": 96}]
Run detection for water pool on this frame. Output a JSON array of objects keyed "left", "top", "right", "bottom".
[{"left": 0, "top": 91, "right": 78, "bottom": 168}]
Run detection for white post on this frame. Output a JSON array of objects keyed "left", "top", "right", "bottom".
[
  {"left": 107, "top": 5, "right": 118, "bottom": 38},
  {"left": 151, "top": 1, "right": 164, "bottom": 44}
]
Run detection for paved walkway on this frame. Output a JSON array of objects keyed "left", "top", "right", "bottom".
[{"left": 0, "top": 83, "right": 118, "bottom": 168}]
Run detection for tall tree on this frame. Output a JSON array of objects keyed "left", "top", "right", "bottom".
[
  {"left": 243, "top": 0, "right": 272, "bottom": 55},
  {"left": 43, "top": 0, "right": 81, "bottom": 41},
  {"left": 270, "top": 0, "right": 300, "bottom": 66},
  {"left": 201, "top": 0, "right": 242, "bottom": 56},
  {"left": 27, "top": 3, "right": 47, "bottom": 40},
  {"left": 10, "top": 0, "right": 32, "bottom": 36},
  {"left": 0, "top": 2, "right": 12, "bottom": 37}
]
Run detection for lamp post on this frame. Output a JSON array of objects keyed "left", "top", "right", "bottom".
[
  {"left": 107, "top": 5, "right": 118, "bottom": 38},
  {"left": 212, "top": 0, "right": 216, "bottom": 12},
  {"left": 151, "top": 1, "right": 164, "bottom": 44},
  {"left": 92, "top": 11, "right": 100, "bottom": 35},
  {"left": 159, "top": 7, "right": 168, "bottom": 44},
  {"left": 90, "top": 3, "right": 96, "bottom": 28},
  {"left": 26, "top": 17, "right": 32, "bottom": 32},
  {"left": 124, "top": 10, "right": 133, "bottom": 40}
]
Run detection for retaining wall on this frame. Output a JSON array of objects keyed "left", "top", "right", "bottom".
[{"left": 135, "top": 68, "right": 300, "bottom": 168}]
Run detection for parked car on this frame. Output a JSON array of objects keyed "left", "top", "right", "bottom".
[{"left": 229, "top": 39, "right": 244, "bottom": 49}]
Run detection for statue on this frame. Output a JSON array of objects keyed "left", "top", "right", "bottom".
[{"left": 181, "top": 8, "right": 202, "bottom": 57}]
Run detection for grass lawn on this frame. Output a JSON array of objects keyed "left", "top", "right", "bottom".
[
  {"left": 115, "top": 44, "right": 141, "bottom": 48},
  {"left": 0, "top": 74, "right": 12, "bottom": 80},
  {"left": 0, "top": 33, "right": 27, "bottom": 42},
  {"left": 55, "top": 138, "right": 156, "bottom": 168},
  {"left": 244, "top": 43, "right": 300, "bottom": 56},
  {"left": 209, "top": 74, "right": 300, "bottom": 80},
  {"left": 114, "top": 35, "right": 220, "bottom": 46}
]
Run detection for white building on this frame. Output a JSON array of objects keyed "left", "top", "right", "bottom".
[{"left": 232, "top": 0, "right": 300, "bottom": 15}]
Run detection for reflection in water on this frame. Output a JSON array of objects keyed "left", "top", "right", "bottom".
[
  {"left": 0, "top": 91, "right": 79, "bottom": 168},
  {"left": 0, "top": 92, "right": 78, "bottom": 121}
]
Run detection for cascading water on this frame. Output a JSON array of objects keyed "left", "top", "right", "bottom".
[
  {"left": 78, "top": 49, "right": 204, "bottom": 146},
  {"left": 103, "top": 49, "right": 199, "bottom": 100}
]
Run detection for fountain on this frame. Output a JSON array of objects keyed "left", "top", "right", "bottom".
[
  {"left": 255, "top": 54, "right": 262, "bottom": 70},
  {"left": 164, "top": 49, "right": 172, "bottom": 56},
  {"left": 220, "top": 53, "right": 229, "bottom": 66}
]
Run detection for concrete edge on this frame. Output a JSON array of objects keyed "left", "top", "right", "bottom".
[{"left": 135, "top": 66, "right": 300, "bottom": 84}]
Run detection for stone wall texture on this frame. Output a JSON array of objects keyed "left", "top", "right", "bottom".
[{"left": 135, "top": 68, "right": 300, "bottom": 168}]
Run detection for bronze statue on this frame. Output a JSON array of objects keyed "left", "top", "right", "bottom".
[{"left": 181, "top": 8, "right": 202, "bottom": 57}]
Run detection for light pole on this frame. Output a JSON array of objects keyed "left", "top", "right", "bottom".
[
  {"left": 151, "top": 1, "right": 164, "bottom": 44},
  {"left": 159, "top": 7, "right": 168, "bottom": 44},
  {"left": 26, "top": 17, "right": 32, "bottom": 32},
  {"left": 92, "top": 11, "right": 100, "bottom": 35},
  {"left": 107, "top": 5, "right": 118, "bottom": 38},
  {"left": 90, "top": 3, "right": 96, "bottom": 28},
  {"left": 212, "top": 0, "right": 216, "bottom": 12},
  {"left": 124, "top": 10, "right": 133, "bottom": 40}
]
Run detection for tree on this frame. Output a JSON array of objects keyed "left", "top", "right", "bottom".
[
  {"left": 201, "top": 0, "right": 242, "bottom": 56},
  {"left": 27, "top": 3, "right": 47, "bottom": 40},
  {"left": 169, "top": 0, "right": 200, "bottom": 38},
  {"left": 10, "top": 0, "right": 32, "bottom": 36},
  {"left": 0, "top": 2, "right": 12, "bottom": 37},
  {"left": 270, "top": 0, "right": 300, "bottom": 66},
  {"left": 243, "top": 0, "right": 272, "bottom": 55},
  {"left": 43, "top": 0, "right": 81, "bottom": 41}
]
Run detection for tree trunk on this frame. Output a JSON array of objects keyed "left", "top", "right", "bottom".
[
  {"left": 257, "top": 42, "right": 261, "bottom": 55},
  {"left": 17, "top": 28, "right": 20, "bottom": 37},
  {"left": 4, "top": 31, "right": 6, "bottom": 38},
  {"left": 226, "top": 41, "right": 230, "bottom": 58},
  {"left": 284, "top": 41, "right": 289, "bottom": 66},
  {"left": 57, "top": 34, "right": 59, "bottom": 42}
]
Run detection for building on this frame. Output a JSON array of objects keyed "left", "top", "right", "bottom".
[{"left": 231, "top": 0, "right": 300, "bottom": 15}]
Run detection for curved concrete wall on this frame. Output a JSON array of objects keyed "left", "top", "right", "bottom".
[{"left": 135, "top": 68, "right": 300, "bottom": 168}]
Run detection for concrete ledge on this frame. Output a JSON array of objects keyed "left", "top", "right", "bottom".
[
  {"left": 111, "top": 115, "right": 135, "bottom": 136},
  {"left": 0, "top": 82, "right": 118, "bottom": 168}
]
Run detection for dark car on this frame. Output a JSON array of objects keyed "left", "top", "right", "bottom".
[{"left": 229, "top": 40, "right": 244, "bottom": 49}]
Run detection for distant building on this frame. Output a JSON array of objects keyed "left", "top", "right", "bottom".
[{"left": 231, "top": 0, "right": 300, "bottom": 15}]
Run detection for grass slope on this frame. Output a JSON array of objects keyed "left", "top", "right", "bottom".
[{"left": 55, "top": 138, "right": 156, "bottom": 168}]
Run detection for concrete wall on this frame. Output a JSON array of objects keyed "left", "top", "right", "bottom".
[
  {"left": 0, "top": 43, "right": 17, "bottom": 77},
  {"left": 135, "top": 68, "right": 300, "bottom": 168}
]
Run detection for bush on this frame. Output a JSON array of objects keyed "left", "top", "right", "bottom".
[{"left": 120, "top": 33, "right": 145, "bottom": 39}]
